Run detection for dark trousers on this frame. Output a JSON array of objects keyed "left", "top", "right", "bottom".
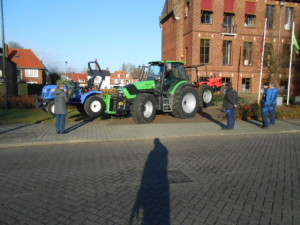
[
  {"left": 55, "top": 114, "right": 66, "bottom": 133},
  {"left": 225, "top": 108, "right": 236, "bottom": 129}
]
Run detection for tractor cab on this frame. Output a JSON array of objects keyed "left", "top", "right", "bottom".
[{"left": 146, "top": 61, "right": 189, "bottom": 94}]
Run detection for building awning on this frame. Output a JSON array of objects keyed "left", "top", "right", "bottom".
[
  {"left": 245, "top": 1, "right": 256, "bottom": 14},
  {"left": 201, "top": 0, "right": 213, "bottom": 11},
  {"left": 224, "top": 0, "right": 235, "bottom": 13}
]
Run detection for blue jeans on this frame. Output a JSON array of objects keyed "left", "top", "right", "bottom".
[
  {"left": 55, "top": 114, "right": 66, "bottom": 133},
  {"left": 261, "top": 106, "right": 273, "bottom": 127},
  {"left": 225, "top": 108, "right": 236, "bottom": 129},
  {"left": 270, "top": 104, "right": 276, "bottom": 125}
]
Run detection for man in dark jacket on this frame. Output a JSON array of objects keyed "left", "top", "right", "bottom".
[
  {"left": 223, "top": 82, "right": 238, "bottom": 130},
  {"left": 54, "top": 83, "right": 68, "bottom": 134}
]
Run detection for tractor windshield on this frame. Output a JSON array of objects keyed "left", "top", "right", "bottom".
[{"left": 147, "top": 64, "right": 164, "bottom": 81}]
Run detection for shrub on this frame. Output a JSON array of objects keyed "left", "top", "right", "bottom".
[
  {"left": 236, "top": 103, "right": 261, "bottom": 120},
  {"left": 0, "top": 95, "right": 36, "bottom": 109}
]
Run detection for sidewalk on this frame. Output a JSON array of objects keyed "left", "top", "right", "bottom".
[{"left": 1, "top": 117, "right": 300, "bottom": 148}]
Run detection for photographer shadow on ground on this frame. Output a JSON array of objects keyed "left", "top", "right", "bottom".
[{"left": 129, "top": 138, "right": 170, "bottom": 225}]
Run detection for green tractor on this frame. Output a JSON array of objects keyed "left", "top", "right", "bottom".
[{"left": 102, "top": 61, "right": 199, "bottom": 123}]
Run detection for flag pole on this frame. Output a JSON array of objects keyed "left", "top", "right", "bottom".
[
  {"left": 287, "top": 21, "right": 295, "bottom": 105},
  {"left": 258, "top": 18, "right": 267, "bottom": 104}
]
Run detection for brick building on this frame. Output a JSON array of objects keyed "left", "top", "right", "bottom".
[
  {"left": 8, "top": 48, "right": 46, "bottom": 84},
  {"left": 110, "top": 71, "right": 134, "bottom": 87},
  {"left": 160, "top": 0, "right": 300, "bottom": 95}
]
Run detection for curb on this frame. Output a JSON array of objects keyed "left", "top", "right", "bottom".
[{"left": 1, "top": 129, "right": 299, "bottom": 149}]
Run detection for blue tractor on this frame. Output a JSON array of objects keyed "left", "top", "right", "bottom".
[{"left": 39, "top": 61, "right": 106, "bottom": 117}]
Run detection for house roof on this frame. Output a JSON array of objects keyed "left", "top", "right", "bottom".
[
  {"left": 111, "top": 71, "right": 131, "bottom": 79},
  {"left": 8, "top": 48, "right": 46, "bottom": 69},
  {"left": 66, "top": 73, "right": 88, "bottom": 83}
]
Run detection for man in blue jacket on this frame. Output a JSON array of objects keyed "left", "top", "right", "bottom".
[
  {"left": 260, "top": 82, "right": 273, "bottom": 129},
  {"left": 270, "top": 82, "right": 278, "bottom": 125}
]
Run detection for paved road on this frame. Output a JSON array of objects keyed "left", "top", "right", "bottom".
[{"left": 0, "top": 133, "right": 300, "bottom": 225}]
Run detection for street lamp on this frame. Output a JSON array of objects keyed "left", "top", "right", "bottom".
[
  {"left": 1, "top": 0, "right": 8, "bottom": 109},
  {"left": 65, "top": 61, "right": 68, "bottom": 76}
]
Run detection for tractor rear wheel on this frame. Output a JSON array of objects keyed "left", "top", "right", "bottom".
[
  {"left": 197, "top": 84, "right": 213, "bottom": 107},
  {"left": 84, "top": 95, "right": 105, "bottom": 117},
  {"left": 46, "top": 101, "right": 55, "bottom": 117},
  {"left": 131, "top": 93, "right": 157, "bottom": 124},
  {"left": 171, "top": 86, "right": 199, "bottom": 118}
]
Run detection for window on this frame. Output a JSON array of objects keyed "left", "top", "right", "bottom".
[
  {"left": 17, "top": 70, "right": 21, "bottom": 81},
  {"left": 184, "top": 2, "right": 190, "bottom": 18},
  {"left": 282, "top": 44, "right": 290, "bottom": 68},
  {"left": 200, "top": 39, "right": 211, "bottom": 64},
  {"left": 245, "top": 1, "right": 256, "bottom": 27},
  {"left": 266, "top": 5, "right": 275, "bottom": 29},
  {"left": 223, "top": 13, "right": 234, "bottom": 28},
  {"left": 284, "top": 7, "right": 294, "bottom": 31},
  {"left": 243, "top": 42, "right": 253, "bottom": 66},
  {"left": 263, "top": 43, "right": 273, "bottom": 67},
  {"left": 222, "top": 77, "right": 231, "bottom": 83},
  {"left": 201, "top": 11, "right": 213, "bottom": 24},
  {"left": 242, "top": 78, "right": 251, "bottom": 93},
  {"left": 118, "top": 74, "right": 120, "bottom": 78},
  {"left": 222, "top": 40, "right": 232, "bottom": 65},
  {"left": 223, "top": 13, "right": 236, "bottom": 33},
  {"left": 184, "top": 47, "right": 188, "bottom": 64},
  {"left": 25, "top": 69, "right": 38, "bottom": 77},
  {"left": 245, "top": 15, "right": 255, "bottom": 27}
]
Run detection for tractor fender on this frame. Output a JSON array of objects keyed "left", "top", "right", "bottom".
[
  {"left": 80, "top": 90, "right": 103, "bottom": 103},
  {"left": 170, "top": 81, "right": 193, "bottom": 95}
]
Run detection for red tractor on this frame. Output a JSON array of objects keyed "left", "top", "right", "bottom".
[{"left": 185, "top": 65, "right": 226, "bottom": 107}]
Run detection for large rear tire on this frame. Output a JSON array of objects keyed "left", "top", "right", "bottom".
[
  {"left": 84, "top": 95, "right": 105, "bottom": 117},
  {"left": 131, "top": 94, "right": 157, "bottom": 124},
  {"left": 171, "top": 86, "right": 199, "bottom": 118},
  {"left": 197, "top": 84, "right": 213, "bottom": 107},
  {"left": 46, "top": 101, "right": 55, "bottom": 117}
]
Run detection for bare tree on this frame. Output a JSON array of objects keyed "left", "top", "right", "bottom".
[{"left": 8, "top": 41, "right": 24, "bottom": 49}]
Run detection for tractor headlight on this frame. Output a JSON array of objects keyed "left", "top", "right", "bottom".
[{"left": 118, "top": 90, "right": 125, "bottom": 97}]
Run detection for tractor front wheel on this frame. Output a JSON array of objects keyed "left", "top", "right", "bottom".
[
  {"left": 84, "top": 96, "right": 105, "bottom": 117},
  {"left": 46, "top": 101, "right": 55, "bottom": 117},
  {"left": 171, "top": 86, "right": 199, "bottom": 119},
  {"left": 197, "top": 84, "right": 213, "bottom": 107},
  {"left": 131, "top": 94, "right": 157, "bottom": 124}
]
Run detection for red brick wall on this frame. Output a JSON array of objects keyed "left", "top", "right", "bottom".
[{"left": 161, "top": 0, "right": 300, "bottom": 95}]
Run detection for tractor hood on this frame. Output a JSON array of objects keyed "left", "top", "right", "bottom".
[{"left": 120, "top": 80, "right": 156, "bottom": 99}]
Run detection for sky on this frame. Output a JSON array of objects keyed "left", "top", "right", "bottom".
[{"left": 3, "top": 0, "right": 164, "bottom": 73}]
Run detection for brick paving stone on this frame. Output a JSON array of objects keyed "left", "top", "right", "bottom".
[{"left": 0, "top": 130, "right": 300, "bottom": 224}]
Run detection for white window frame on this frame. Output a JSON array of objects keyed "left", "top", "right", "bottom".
[{"left": 25, "top": 69, "right": 39, "bottom": 77}]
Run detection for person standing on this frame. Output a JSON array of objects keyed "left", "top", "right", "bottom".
[
  {"left": 54, "top": 83, "right": 68, "bottom": 134},
  {"left": 260, "top": 82, "right": 273, "bottom": 129},
  {"left": 223, "top": 82, "right": 238, "bottom": 130},
  {"left": 270, "top": 82, "right": 278, "bottom": 125}
]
